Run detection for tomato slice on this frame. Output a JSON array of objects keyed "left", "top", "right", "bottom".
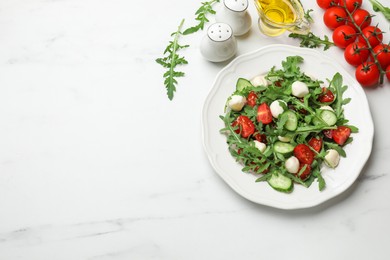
[
  {"left": 332, "top": 126, "right": 351, "bottom": 145},
  {"left": 323, "top": 129, "right": 333, "bottom": 139},
  {"left": 247, "top": 91, "right": 258, "bottom": 107},
  {"left": 297, "top": 164, "right": 312, "bottom": 180},
  {"left": 308, "top": 137, "right": 323, "bottom": 152},
  {"left": 254, "top": 132, "right": 267, "bottom": 144},
  {"left": 318, "top": 88, "right": 335, "bottom": 103},
  {"left": 257, "top": 103, "right": 273, "bottom": 124},
  {"left": 232, "top": 115, "right": 255, "bottom": 138},
  {"left": 294, "top": 144, "right": 315, "bottom": 165}
]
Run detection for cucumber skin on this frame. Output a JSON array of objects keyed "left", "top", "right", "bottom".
[
  {"left": 267, "top": 173, "right": 293, "bottom": 193},
  {"left": 273, "top": 141, "right": 295, "bottom": 155},
  {"left": 283, "top": 110, "right": 298, "bottom": 131},
  {"left": 236, "top": 78, "right": 253, "bottom": 93}
]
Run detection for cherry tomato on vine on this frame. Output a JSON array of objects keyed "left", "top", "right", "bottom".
[
  {"left": 347, "top": 9, "right": 372, "bottom": 31},
  {"left": 371, "top": 44, "right": 390, "bottom": 70},
  {"left": 332, "top": 25, "right": 357, "bottom": 48},
  {"left": 344, "top": 42, "right": 369, "bottom": 66},
  {"left": 355, "top": 62, "right": 380, "bottom": 87},
  {"left": 232, "top": 115, "right": 255, "bottom": 138},
  {"left": 323, "top": 7, "right": 347, "bottom": 30},
  {"left": 317, "top": 0, "right": 340, "bottom": 9},
  {"left": 386, "top": 65, "right": 390, "bottom": 81},
  {"left": 340, "top": 0, "right": 362, "bottom": 12},
  {"left": 358, "top": 26, "right": 384, "bottom": 48}
]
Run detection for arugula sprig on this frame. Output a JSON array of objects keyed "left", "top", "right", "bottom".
[
  {"left": 183, "top": 0, "right": 220, "bottom": 35},
  {"left": 369, "top": 0, "right": 390, "bottom": 21},
  {"left": 289, "top": 33, "right": 335, "bottom": 51},
  {"left": 156, "top": 19, "right": 189, "bottom": 100}
]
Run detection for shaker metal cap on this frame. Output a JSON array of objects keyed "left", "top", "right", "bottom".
[
  {"left": 224, "top": 0, "right": 248, "bottom": 12},
  {"left": 207, "top": 23, "right": 233, "bottom": 42}
]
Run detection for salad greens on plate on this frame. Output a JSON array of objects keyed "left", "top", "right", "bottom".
[{"left": 220, "top": 56, "right": 358, "bottom": 193}]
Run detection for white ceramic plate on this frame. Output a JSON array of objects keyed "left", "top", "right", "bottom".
[{"left": 202, "top": 44, "right": 374, "bottom": 210}]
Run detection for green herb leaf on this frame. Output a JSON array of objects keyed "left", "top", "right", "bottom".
[
  {"left": 156, "top": 19, "right": 189, "bottom": 100},
  {"left": 183, "top": 0, "right": 220, "bottom": 35},
  {"left": 289, "top": 32, "right": 335, "bottom": 51},
  {"left": 369, "top": 0, "right": 390, "bottom": 21}
]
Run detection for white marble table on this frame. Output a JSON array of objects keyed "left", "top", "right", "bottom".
[{"left": 0, "top": 0, "right": 389, "bottom": 259}]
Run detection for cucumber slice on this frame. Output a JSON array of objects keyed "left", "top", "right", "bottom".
[
  {"left": 274, "top": 141, "right": 295, "bottom": 155},
  {"left": 320, "top": 110, "right": 337, "bottom": 126},
  {"left": 267, "top": 173, "right": 293, "bottom": 193},
  {"left": 236, "top": 78, "right": 253, "bottom": 93},
  {"left": 282, "top": 110, "right": 298, "bottom": 131}
]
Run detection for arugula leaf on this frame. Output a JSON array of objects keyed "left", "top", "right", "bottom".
[
  {"left": 156, "top": 19, "right": 189, "bottom": 100},
  {"left": 369, "top": 0, "right": 390, "bottom": 21},
  {"left": 183, "top": 0, "right": 220, "bottom": 35},
  {"left": 289, "top": 32, "right": 335, "bottom": 51},
  {"left": 331, "top": 73, "right": 347, "bottom": 118}
]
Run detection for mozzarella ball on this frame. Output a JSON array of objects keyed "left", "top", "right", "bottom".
[
  {"left": 278, "top": 135, "right": 291, "bottom": 142},
  {"left": 253, "top": 140, "right": 267, "bottom": 153},
  {"left": 228, "top": 95, "right": 246, "bottom": 111},
  {"left": 320, "top": 105, "right": 334, "bottom": 111},
  {"left": 285, "top": 156, "right": 299, "bottom": 174},
  {"left": 291, "top": 81, "right": 309, "bottom": 98},
  {"left": 270, "top": 100, "right": 286, "bottom": 118},
  {"left": 324, "top": 149, "right": 340, "bottom": 168},
  {"left": 250, "top": 75, "right": 269, "bottom": 87}
]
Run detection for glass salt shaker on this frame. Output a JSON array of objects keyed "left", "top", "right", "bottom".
[
  {"left": 215, "top": 0, "right": 252, "bottom": 36},
  {"left": 200, "top": 22, "right": 237, "bottom": 62}
]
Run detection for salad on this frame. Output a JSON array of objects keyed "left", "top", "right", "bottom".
[{"left": 220, "top": 56, "right": 358, "bottom": 193}]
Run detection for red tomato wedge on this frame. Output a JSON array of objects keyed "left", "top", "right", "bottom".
[
  {"left": 332, "top": 126, "right": 351, "bottom": 145},
  {"left": 318, "top": 88, "right": 335, "bottom": 103},
  {"left": 257, "top": 103, "right": 273, "bottom": 124},
  {"left": 308, "top": 137, "right": 323, "bottom": 152},
  {"left": 247, "top": 91, "right": 258, "bottom": 107},
  {"left": 294, "top": 144, "right": 315, "bottom": 165},
  {"left": 297, "top": 164, "right": 312, "bottom": 181},
  {"left": 232, "top": 115, "right": 255, "bottom": 138}
]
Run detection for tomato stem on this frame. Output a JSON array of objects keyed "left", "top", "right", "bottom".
[{"left": 342, "top": 6, "right": 385, "bottom": 84}]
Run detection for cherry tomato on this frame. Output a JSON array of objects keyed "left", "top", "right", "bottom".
[
  {"left": 347, "top": 9, "right": 372, "bottom": 30},
  {"left": 332, "top": 126, "right": 351, "bottom": 145},
  {"left": 308, "top": 137, "right": 323, "bottom": 152},
  {"left": 232, "top": 115, "right": 255, "bottom": 138},
  {"left": 340, "top": 0, "right": 362, "bottom": 12},
  {"left": 318, "top": 88, "right": 335, "bottom": 103},
  {"left": 344, "top": 42, "right": 369, "bottom": 66},
  {"left": 386, "top": 65, "right": 390, "bottom": 81},
  {"left": 323, "top": 129, "right": 333, "bottom": 139},
  {"left": 358, "top": 26, "right": 384, "bottom": 48},
  {"left": 332, "top": 25, "right": 357, "bottom": 48},
  {"left": 254, "top": 132, "right": 267, "bottom": 144},
  {"left": 257, "top": 103, "right": 273, "bottom": 124},
  {"left": 294, "top": 144, "right": 315, "bottom": 165},
  {"left": 323, "top": 7, "right": 347, "bottom": 30},
  {"left": 317, "top": 0, "right": 340, "bottom": 9},
  {"left": 355, "top": 62, "right": 380, "bottom": 87},
  {"left": 297, "top": 164, "right": 312, "bottom": 180},
  {"left": 247, "top": 91, "right": 258, "bottom": 107},
  {"left": 371, "top": 44, "right": 390, "bottom": 70}
]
